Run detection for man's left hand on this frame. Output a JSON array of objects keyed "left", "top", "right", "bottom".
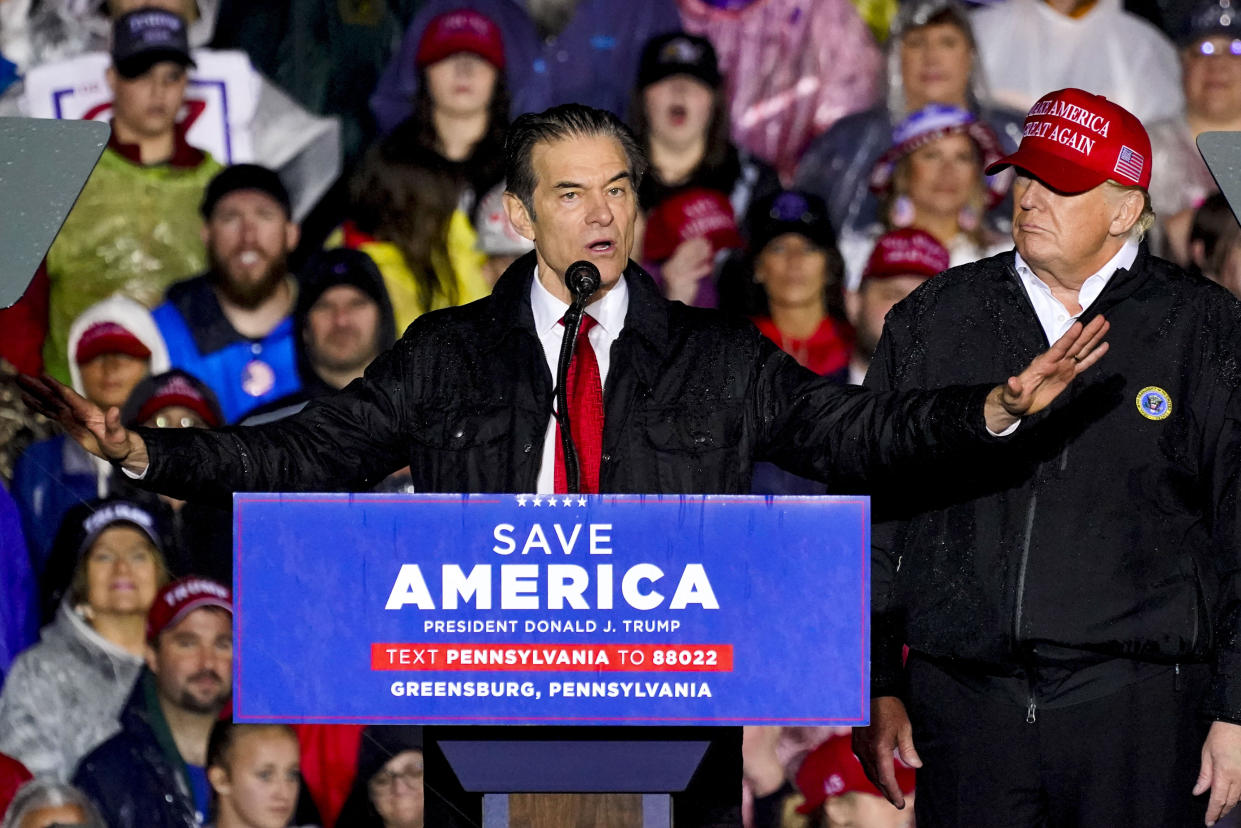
[
  {"left": 1196, "top": 721, "right": 1241, "bottom": 826},
  {"left": 983, "top": 316, "right": 1110, "bottom": 433}
]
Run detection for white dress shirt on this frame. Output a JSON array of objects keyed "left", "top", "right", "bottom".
[
  {"left": 1014, "top": 239, "right": 1138, "bottom": 344},
  {"left": 529, "top": 267, "right": 629, "bottom": 494}
]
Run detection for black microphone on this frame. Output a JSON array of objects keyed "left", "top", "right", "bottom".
[
  {"left": 553, "top": 261, "right": 602, "bottom": 493},
  {"left": 564, "top": 260, "right": 601, "bottom": 307}
]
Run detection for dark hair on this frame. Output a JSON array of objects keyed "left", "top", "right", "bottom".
[
  {"left": 912, "top": 7, "right": 976, "bottom": 49},
  {"left": 206, "top": 719, "right": 298, "bottom": 772},
  {"left": 1190, "top": 191, "right": 1241, "bottom": 279},
  {"left": 412, "top": 68, "right": 512, "bottom": 165},
  {"left": 505, "top": 104, "right": 648, "bottom": 217},
  {"left": 349, "top": 142, "right": 463, "bottom": 311},
  {"left": 629, "top": 78, "right": 733, "bottom": 187}
]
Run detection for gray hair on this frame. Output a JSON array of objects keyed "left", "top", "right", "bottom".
[
  {"left": 504, "top": 103, "right": 648, "bottom": 218},
  {"left": 1, "top": 779, "right": 106, "bottom": 828},
  {"left": 1106, "top": 181, "right": 1156, "bottom": 241}
]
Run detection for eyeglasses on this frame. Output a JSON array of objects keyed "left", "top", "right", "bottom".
[{"left": 370, "top": 765, "right": 424, "bottom": 791}]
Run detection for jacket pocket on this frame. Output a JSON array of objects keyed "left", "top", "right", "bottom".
[{"left": 637, "top": 404, "right": 745, "bottom": 492}]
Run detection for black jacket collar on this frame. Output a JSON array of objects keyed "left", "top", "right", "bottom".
[{"left": 483, "top": 251, "right": 672, "bottom": 365}]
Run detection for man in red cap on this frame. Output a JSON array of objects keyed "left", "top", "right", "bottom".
[
  {"left": 844, "top": 228, "right": 949, "bottom": 385},
  {"left": 73, "top": 576, "right": 233, "bottom": 828},
  {"left": 853, "top": 87, "right": 1241, "bottom": 828}
]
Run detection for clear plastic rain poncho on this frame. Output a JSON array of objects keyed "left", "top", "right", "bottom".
[{"left": 42, "top": 149, "right": 222, "bottom": 382}]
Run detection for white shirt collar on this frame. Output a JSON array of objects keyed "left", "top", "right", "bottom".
[
  {"left": 529, "top": 264, "right": 628, "bottom": 335},
  {"left": 1014, "top": 238, "right": 1139, "bottom": 307}
]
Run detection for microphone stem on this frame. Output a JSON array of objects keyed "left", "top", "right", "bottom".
[{"left": 555, "top": 298, "right": 589, "bottom": 494}]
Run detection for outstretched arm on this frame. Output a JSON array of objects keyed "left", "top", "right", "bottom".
[{"left": 17, "top": 373, "right": 149, "bottom": 474}]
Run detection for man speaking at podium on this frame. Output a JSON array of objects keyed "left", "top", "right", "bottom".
[{"left": 22, "top": 103, "right": 1105, "bottom": 823}]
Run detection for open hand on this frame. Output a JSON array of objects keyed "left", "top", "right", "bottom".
[
  {"left": 17, "top": 372, "right": 148, "bottom": 471},
  {"left": 984, "top": 315, "right": 1110, "bottom": 433}
]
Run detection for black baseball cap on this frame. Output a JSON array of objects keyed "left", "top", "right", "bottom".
[
  {"left": 112, "top": 8, "right": 195, "bottom": 79},
  {"left": 747, "top": 190, "right": 836, "bottom": 255},
  {"left": 200, "top": 164, "right": 292, "bottom": 219},
  {"left": 1179, "top": 0, "right": 1241, "bottom": 47},
  {"left": 637, "top": 32, "right": 722, "bottom": 89}
]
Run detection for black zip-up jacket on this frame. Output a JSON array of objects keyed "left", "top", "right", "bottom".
[
  {"left": 73, "top": 671, "right": 198, "bottom": 828},
  {"left": 135, "top": 253, "right": 999, "bottom": 502},
  {"left": 866, "top": 246, "right": 1241, "bottom": 722}
]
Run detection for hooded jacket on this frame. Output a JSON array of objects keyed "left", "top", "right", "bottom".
[
  {"left": 131, "top": 253, "right": 1001, "bottom": 503},
  {"left": 0, "top": 597, "right": 142, "bottom": 780},
  {"left": 12, "top": 296, "right": 169, "bottom": 568},
  {"left": 246, "top": 247, "right": 397, "bottom": 421},
  {"left": 866, "top": 247, "right": 1241, "bottom": 721}
]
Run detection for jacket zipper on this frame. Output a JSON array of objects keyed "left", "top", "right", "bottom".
[{"left": 1016, "top": 494, "right": 1038, "bottom": 723}]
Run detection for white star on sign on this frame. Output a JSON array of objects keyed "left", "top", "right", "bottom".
[
  {"left": 547, "top": 497, "right": 557, "bottom": 507},
  {"left": 532, "top": 496, "right": 543, "bottom": 506},
  {"left": 577, "top": 497, "right": 587, "bottom": 507},
  {"left": 562, "top": 496, "right": 573, "bottom": 506},
  {"left": 517, "top": 496, "right": 528, "bottom": 506}
]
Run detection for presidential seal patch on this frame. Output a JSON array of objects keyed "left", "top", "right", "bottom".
[{"left": 1136, "top": 386, "right": 1171, "bottom": 421}]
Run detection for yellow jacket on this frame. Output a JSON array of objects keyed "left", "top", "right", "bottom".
[{"left": 333, "top": 209, "right": 490, "bottom": 335}]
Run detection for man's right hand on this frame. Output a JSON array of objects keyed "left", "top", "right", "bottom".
[
  {"left": 852, "top": 695, "right": 922, "bottom": 809},
  {"left": 18, "top": 373, "right": 149, "bottom": 474}
]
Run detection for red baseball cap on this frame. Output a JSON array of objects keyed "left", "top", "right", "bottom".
[
  {"left": 863, "top": 228, "right": 950, "bottom": 283},
  {"left": 74, "top": 320, "right": 152, "bottom": 365},
  {"left": 985, "top": 87, "right": 1151, "bottom": 193},
  {"left": 795, "top": 733, "right": 916, "bottom": 814},
  {"left": 147, "top": 576, "right": 232, "bottom": 642},
  {"left": 642, "top": 188, "right": 744, "bottom": 262},
  {"left": 133, "top": 371, "right": 224, "bottom": 428},
  {"left": 416, "top": 9, "right": 505, "bottom": 70}
]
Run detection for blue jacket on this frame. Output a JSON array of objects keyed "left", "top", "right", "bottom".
[
  {"left": 73, "top": 670, "right": 200, "bottom": 828},
  {"left": 12, "top": 435, "right": 104, "bottom": 577},
  {"left": 0, "top": 482, "right": 38, "bottom": 683},
  {"left": 153, "top": 274, "right": 301, "bottom": 424}
]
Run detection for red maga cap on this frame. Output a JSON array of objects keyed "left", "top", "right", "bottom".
[
  {"left": 642, "top": 187, "right": 744, "bottom": 262},
  {"left": 147, "top": 576, "right": 232, "bottom": 642},
  {"left": 134, "top": 372, "right": 223, "bottom": 428},
  {"left": 795, "top": 734, "right": 916, "bottom": 814},
  {"left": 986, "top": 87, "right": 1151, "bottom": 193},
  {"left": 863, "top": 228, "right": 949, "bottom": 282},
  {"left": 74, "top": 321, "right": 151, "bottom": 365},
  {"left": 416, "top": 9, "right": 505, "bottom": 70}
]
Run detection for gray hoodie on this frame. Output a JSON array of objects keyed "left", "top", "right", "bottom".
[{"left": 0, "top": 598, "right": 142, "bottom": 779}]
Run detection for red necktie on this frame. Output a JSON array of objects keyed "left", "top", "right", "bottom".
[{"left": 554, "top": 314, "right": 603, "bottom": 494}]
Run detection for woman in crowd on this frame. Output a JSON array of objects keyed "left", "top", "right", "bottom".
[
  {"left": 795, "top": 0, "right": 1023, "bottom": 237},
  {"left": 0, "top": 498, "right": 170, "bottom": 780},
  {"left": 377, "top": 8, "right": 510, "bottom": 218},
  {"left": 0, "top": 779, "right": 106, "bottom": 828},
  {"left": 747, "top": 190, "right": 852, "bottom": 380},
  {"left": 743, "top": 190, "right": 851, "bottom": 496},
  {"left": 1148, "top": 3, "right": 1241, "bottom": 263},
  {"left": 341, "top": 8, "right": 510, "bottom": 331},
  {"left": 631, "top": 31, "right": 779, "bottom": 307},
  {"left": 839, "top": 103, "right": 1010, "bottom": 290},
  {"left": 205, "top": 721, "right": 304, "bottom": 828},
  {"left": 335, "top": 727, "right": 424, "bottom": 828}
]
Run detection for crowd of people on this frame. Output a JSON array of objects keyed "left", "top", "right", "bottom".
[{"left": 1, "top": 0, "right": 1240, "bottom": 826}]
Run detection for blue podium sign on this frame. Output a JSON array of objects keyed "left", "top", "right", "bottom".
[{"left": 233, "top": 493, "right": 868, "bottom": 725}]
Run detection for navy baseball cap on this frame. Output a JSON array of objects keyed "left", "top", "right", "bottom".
[{"left": 112, "top": 8, "right": 195, "bottom": 79}]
